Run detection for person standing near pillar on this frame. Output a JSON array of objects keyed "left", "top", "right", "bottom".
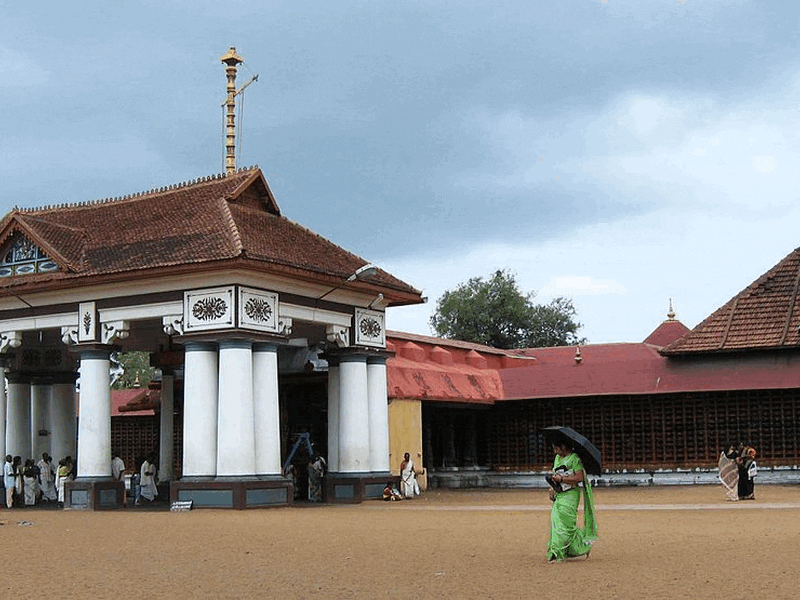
[
  {"left": 37, "top": 453, "right": 57, "bottom": 502},
  {"left": 137, "top": 453, "right": 157, "bottom": 505},
  {"left": 3, "top": 455, "right": 15, "bottom": 508},
  {"left": 111, "top": 451, "right": 126, "bottom": 506}
]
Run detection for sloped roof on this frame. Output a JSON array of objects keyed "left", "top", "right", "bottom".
[
  {"left": 0, "top": 167, "right": 422, "bottom": 305},
  {"left": 643, "top": 318, "right": 690, "bottom": 347},
  {"left": 385, "top": 333, "right": 528, "bottom": 404},
  {"left": 500, "top": 341, "right": 800, "bottom": 401},
  {"left": 663, "top": 245, "right": 800, "bottom": 354}
]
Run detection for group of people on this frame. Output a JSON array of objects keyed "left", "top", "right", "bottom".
[
  {"left": 719, "top": 443, "right": 758, "bottom": 501},
  {"left": 3, "top": 453, "right": 75, "bottom": 508}
]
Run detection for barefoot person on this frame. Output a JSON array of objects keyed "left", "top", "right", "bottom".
[
  {"left": 400, "top": 452, "right": 420, "bottom": 498},
  {"left": 546, "top": 441, "right": 597, "bottom": 562}
]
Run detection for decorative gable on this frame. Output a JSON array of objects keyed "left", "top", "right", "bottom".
[{"left": 0, "top": 232, "right": 60, "bottom": 277}]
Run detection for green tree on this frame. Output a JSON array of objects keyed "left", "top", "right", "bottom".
[
  {"left": 111, "top": 351, "right": 155, "bottom": 389},
  {"left": 430, "top": 270, "right": 586, "bottom": 349}
]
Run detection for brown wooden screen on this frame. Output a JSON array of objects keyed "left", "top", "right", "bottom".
[{"left": 482, "top": 388, "right": 800, "bottom": 471}]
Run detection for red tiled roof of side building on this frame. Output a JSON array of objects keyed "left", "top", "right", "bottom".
[
  {"left": 0, "top": 168, "right": 423, "bottom": 304},
  {"left": 663, "top": 245, "right": 800, "bottom": 354},
  {"left": 500, "top": 340, "right": 800, "bottom": 401},
  {"left": 386, "top": 333, "right": 526, "bottom": 403}
]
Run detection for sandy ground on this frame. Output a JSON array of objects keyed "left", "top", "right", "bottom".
[{"left": 2, "top": 484, "right": 799, "bottom": 599}]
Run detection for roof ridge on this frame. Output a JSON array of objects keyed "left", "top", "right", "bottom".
[
  {"left": 218, "top": 197, "right": 243, "bottom": 256},
  {"left": 15, "top": 166, "right": 260, "bottom": 213}
]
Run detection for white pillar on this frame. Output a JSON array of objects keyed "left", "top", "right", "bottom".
[
  {"left": 50, "top": 377, "right": 77, "bottom": 464},
  {"left": 217, "top": 340, "right": 255, "bottom": 476},
  {"left": 6, "top": 375, "right": 31, "bottom": 459},
  {"left": 338, "top": 354, "right": 370, "bottom": 473},
  {"left": 0, "top": 374, "right": 6, "bottom": 461},
  {"left": 158, "top": 372, "right": 175, "bottom": 483},
  {"left": 253, "top": 344, "right": 281, "bottom": 475},
  {"left": 30, "top": 379, "right": 51, "bottom": 460},
  {"left": 367, "top": 356, "right": 390, "bottom": 473},
  {"left": 182, "top": 342, "right": 218, "bottom": 477},
  {"left": 77, "top": 348, "right": 112, "bottom": 478},
  {"left": 327, "top": 358, "right": 340, "bottom": 473}
]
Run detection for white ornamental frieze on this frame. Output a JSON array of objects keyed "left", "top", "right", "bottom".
[
  {"left": 354, "top": 308, "right": 385, "bottom": 348},
  {"left": 184, "top": 287, "right": 235, "bottom": 332},
  {"left": 238, "top": 287, "right": 279, "bottom": 333}
]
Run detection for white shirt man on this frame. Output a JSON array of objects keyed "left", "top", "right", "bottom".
[{"left": 4, "top": 455, "right": 15, "bottom": 508}]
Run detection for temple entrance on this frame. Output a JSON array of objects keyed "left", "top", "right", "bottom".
[{"left": 280, "top": 373, "right": 328, "bottom": 501}]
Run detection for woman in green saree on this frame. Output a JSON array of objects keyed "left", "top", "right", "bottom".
[{"left": 546, "top": 442, "right": 598, "bottom": 562}]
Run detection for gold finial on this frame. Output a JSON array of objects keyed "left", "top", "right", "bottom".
[
  {"left": 667, "top": 298, "right": 675, "bottom": 320},
  {"left": 574, "top": 346, "right": 582, "bottom": 365},
  {"left": 221, "top": 47, "right": 244, "bottom": 174}
]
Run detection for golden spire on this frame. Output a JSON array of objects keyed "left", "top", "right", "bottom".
[
  {"left": 220, "top": 47, "right": 244, "bottom": 174},
  {"left": 667, "top": 298, "right": 676, "bottom": 320}
]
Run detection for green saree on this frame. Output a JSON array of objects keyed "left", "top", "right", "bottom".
[{"left": 546, "top": 452, "right": 598, "bottom": 562}]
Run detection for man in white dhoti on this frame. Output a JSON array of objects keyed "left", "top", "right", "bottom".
[
  {"left": 137, "top": 454, "right": 157, "bottom": 504},
  {"left": 3, "top": 455, "right": 15, "bottom": 508},
  {"left": 111, "top": 451, "right": 126, "bottom": 506},
  {"left": 400, "top": 452, "right": 420, "bottom": 498},
  {"left": 23, "top": 459, "right": 39, "bottom": 505},
  {"left": 37, "top": 453, "right": 57, "bottom": 502}
]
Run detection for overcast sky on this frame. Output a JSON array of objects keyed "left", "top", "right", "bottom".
[{"left": 3, "top": 1, "right": 800, "bottom": 344}]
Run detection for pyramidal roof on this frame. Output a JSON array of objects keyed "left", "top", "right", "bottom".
[
  {"left": 0, "top": 167, "right": 422, "bottom": 305},
  {"left": 663, "top": 245, "right": 800, "bottom": 354}
]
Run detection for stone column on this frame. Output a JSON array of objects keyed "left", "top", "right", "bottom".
[
  {"left": 217, "top": 340, "right": 255, "bottom": 476},
  {"left": 6, "top": 374, "right": 31, "bottom": 459},
  {"left": 50, "top": 374, "right": 77, "bottom": 464},
  {"left": 158, "top": 371, "right": 175, "bottom": 483},
  {"left": 367, "top": 356, "right": 390, "bottom": 474},
  {"left": 253, "top": 343, "right": 281, "bottom": 475},
  {"left": 182, "top": 342, "right": 218, "bottom": 477},
  {"left": 0, "top": 373, "right": 6, "bottom": 461},
  {"left": 30, "top": 378, "right": 51, "bottom": 460},
  {"left": 338, "top": 354, "right": 370, "bottom": 473},
  {"left": 76, "top": 347, "right": 112, "bottom": 478},
  {"left": 326, "top": 357, "right": 340, "bottom": 473}
]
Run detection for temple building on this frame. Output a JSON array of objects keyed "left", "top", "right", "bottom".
[{"left": 0, "top": 166, "right": 424, "bottom": 508}]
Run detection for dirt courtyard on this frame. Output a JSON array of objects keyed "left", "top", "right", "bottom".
[{"left": 2, "top": 484, "right": 799, "bottom": 599}]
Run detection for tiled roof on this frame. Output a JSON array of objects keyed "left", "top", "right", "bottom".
[
  {"left": 0, "top": 167, "right": 422, "bottom": 303},
  {"left": 642, "top": 318, "right": 690, "bottom": 347},
  {"left": 663, "top": 246, "right": 800, "bottom": 354}
]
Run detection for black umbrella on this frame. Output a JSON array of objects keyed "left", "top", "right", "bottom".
[{"left": 543, "top": 426, "right": 602, "bottom": 476}]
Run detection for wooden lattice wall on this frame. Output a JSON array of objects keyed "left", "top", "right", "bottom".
[
  {"left": 111, "top": 413, "right": 183, "bottom": 477},
  {"left": 455, "top": 388, "right": 800, "bottom": 471}
]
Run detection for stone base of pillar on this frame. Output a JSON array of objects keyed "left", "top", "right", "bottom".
[
  {"left": 170, "top": 476, "right": 293, "bottom": 509},
  {"left": 325, "top": 472, "right": 393, "bottom": 504},
  {"left": 64, "top": 479, "right": 125, "bottom": 510}
]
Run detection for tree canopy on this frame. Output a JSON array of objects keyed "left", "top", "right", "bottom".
[{"left": 429, "top": 270, "right": 586, "bottom": 349}]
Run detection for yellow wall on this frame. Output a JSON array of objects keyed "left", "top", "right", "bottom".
[{"left": 388, "top": 398, "right": 426, "bottom": 490}]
